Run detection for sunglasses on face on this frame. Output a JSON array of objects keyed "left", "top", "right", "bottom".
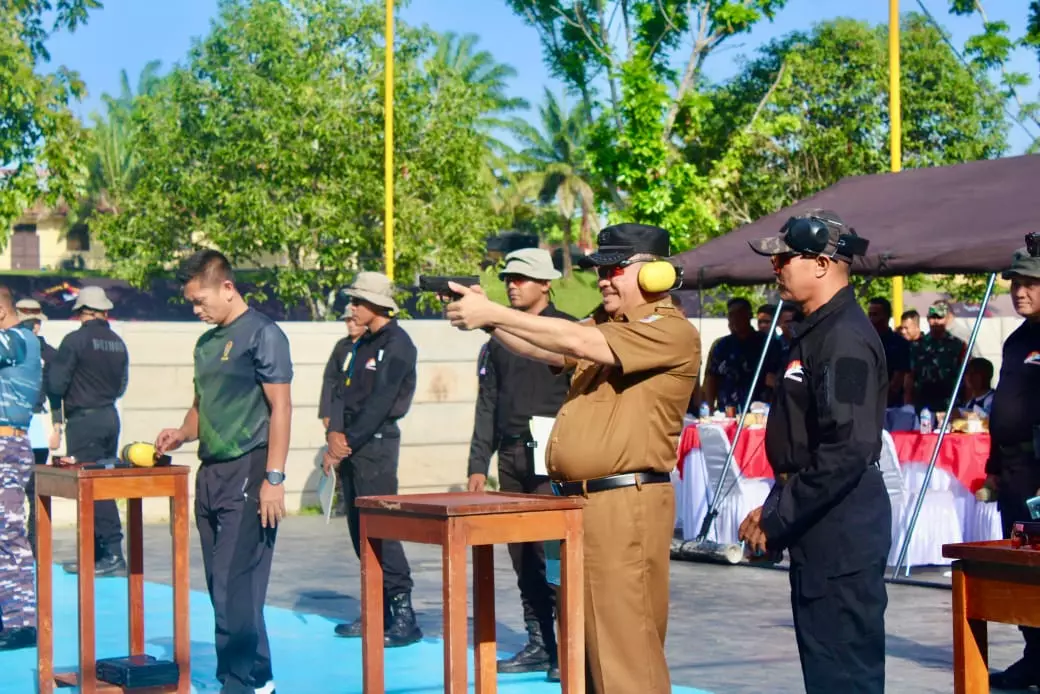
[{"left": 596, "top": 260, "right": 636, "bottom": 280}]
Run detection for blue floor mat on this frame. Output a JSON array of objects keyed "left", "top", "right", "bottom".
[{"left": 0, "top": 567, "right": 712, "bottom": 693}]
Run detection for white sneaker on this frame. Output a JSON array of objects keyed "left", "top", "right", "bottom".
[{"left": 255, "top": 682, "right": 276, "bottom": 694}]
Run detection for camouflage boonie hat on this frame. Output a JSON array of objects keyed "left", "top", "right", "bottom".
[{"left": 1002, "top": 247, "right": 1040, "bottom": 281}]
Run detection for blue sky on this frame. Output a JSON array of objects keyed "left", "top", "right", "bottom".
[{"left": 43, "top": 0, "right": 1038, "bottom": 154}]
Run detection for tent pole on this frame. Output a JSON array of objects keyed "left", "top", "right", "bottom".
[
  {"left": 889, "top": 0, "right": 904, "bottom": 321},
  {"left": 384, "top": 0, "right": 395, "bottom": 279},
  {"left": 890, "top": 272, "right": 997, "bottom": 579},
  {"left": 695, "top": 300, "right": 783, "bottom": 541}
]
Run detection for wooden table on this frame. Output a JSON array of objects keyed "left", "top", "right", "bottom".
[
  {"left": 35, "top": 465, "right": 192, "bottom": 693},
  {"left": 356, "top": 492, "right": 585, "bottom": 694},
  {"left": 943, "top": 540, "right": 1040, "bottom": 693}
]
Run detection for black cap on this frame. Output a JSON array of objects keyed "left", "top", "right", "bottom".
[{"left": 579, "top": 223, "right": 671, "bottom": 268}]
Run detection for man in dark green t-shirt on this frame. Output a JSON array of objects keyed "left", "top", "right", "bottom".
[{"left": 155, "top": 250, "right": 292, "bottom": 694}]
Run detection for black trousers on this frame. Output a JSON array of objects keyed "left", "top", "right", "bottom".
[
  {"left": 338, "top": 435, "right": 413, "bottom": 598},
  {"left": 497, "top": 440, "right": 557, "bottom": 650},
  {"left": 66, "top": 406, "right": 123, "bottom": 551},
  {"left": 196, "top": 448, "right": 277, "bottom": 693},
  {"left": 790, "top": 561, "right": 888, "bottom": 694},
  {"left": 998, "top": 459, "right": 1040, "bottom": 668}
]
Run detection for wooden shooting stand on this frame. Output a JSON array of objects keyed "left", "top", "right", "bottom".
[
  {"left": 943, "top": 539, "right": 1040, "bottom": 694},
  {"left": 356, "top": 491, "right": 585, "bottom": 693},
  {"left": 35, "top": 465, "right": 192, "bottom": 693}
]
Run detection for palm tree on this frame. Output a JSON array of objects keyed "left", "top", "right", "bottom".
[
  {"left": 516, "top": 88, "right": 599, "bottom": 277},
  {"left": 426, "top": 32, "right": 529, "bottom": 169},
  {"left": 78, "top": 61, "right": 163, "bottom": 218}
]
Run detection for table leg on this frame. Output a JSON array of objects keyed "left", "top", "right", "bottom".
[
  {"left": 472, "top": 545, "right": 496, "bottom": 694},
  {"left": 559, "top": 510, "right": 585, "bottom": 694},
  {"left": 78, "top": 482, "right": 97, "bottom": 691},
  {"left": 952, "top": 562, "right": 988, "bottom": 694},
  {"left": 36, "top": 490, "right": 53, "bottom": 694},
  {"left": 127, "top": 497, "right": 145, "bottom": 655},
  {"left": 443, "top": 520, "right": 468, "bottom": 694},
  {"left": 361, "top": 513, "right": 385, "bottom": 694},
  {"left": 171, "top": 480, "right": 192, "bottom": 693}
]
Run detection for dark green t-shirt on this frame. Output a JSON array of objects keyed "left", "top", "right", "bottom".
[{"left": 193, "top": 308, "right": 293, "bottom": 462}]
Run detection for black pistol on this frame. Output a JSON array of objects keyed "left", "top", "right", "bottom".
[{"left": 418, "top": 275, "right": 480, "bottom": 300}]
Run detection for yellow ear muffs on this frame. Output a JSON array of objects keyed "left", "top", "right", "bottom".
[
  {"left": 121, "top": 442, "right": 172, "bottom": 468},
  {"left": 637, "top": 261, "right": 681, "bottom": 293}
]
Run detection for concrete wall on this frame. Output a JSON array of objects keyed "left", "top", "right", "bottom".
[{"left": 38, "top": 313, "right": 1022, "bottom": 526}]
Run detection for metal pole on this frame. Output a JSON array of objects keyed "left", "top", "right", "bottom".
[
  {"left": 696, "top": 300, "right": 784, "bottom": 541},
  {"left": 384, "top": 0, "right": 395, "bottom": 279},
  {"left": 889, "top": 0, "right": 904, "bottom": 322},
  {"left": 891, "top": 273, "right": 997, "bottom": 579}
]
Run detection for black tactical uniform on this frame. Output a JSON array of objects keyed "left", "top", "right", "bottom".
[
  {"left": 467, "top": 303, "right": 573, "bottom": 676},
  {"left": 985, "top": 320, "right": 1040, "bottom": 685},
  {"left": 48, "top": 317, "right": 129, "bottom": 575},
  {"left": 329, "top": 318, "right": 421, "bottom": 647},
  {"left": 760, "top": 286, "right": 892, "bottom": 694},
  {"left": 319, "top": 334, "right": 362, "bottom": 516}
]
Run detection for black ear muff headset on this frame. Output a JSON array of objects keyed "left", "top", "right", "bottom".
[{"left": 782, "top": 216, "right": 870, "bottom": 259}]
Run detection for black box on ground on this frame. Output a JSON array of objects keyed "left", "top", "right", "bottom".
[{"left": 96, "top": 654, "right": 180, "bottom": 688}]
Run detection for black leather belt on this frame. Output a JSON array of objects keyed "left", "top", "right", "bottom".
[
  {"left": 999, "top": 442, "right": 1035, "bottom": 456},
  {"left": 551, "top": 471, "right": 671, "bottom": 496}
]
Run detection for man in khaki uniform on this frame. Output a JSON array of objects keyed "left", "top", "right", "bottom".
[{"left": 446, "top": 223, "right": 700, "bottom": 693}]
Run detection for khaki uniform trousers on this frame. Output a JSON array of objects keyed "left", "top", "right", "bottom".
[{"left": 582, "top": 481, "right": 673, "bottom": 694}]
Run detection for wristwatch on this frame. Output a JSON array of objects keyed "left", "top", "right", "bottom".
[{"left": 265, "top": 470, "right": 286, "bottom": 485}]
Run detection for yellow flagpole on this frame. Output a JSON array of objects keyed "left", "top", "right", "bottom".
[
  {"left": 384, "top": 0, "right": 395, "bottom": 280},
  {"left": 889, "top": 0, "right": 904, "bottom": 321}
]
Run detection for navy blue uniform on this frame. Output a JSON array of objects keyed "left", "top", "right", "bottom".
[{"left": 760, "top": 287, "right": 892, "bottom": 694}]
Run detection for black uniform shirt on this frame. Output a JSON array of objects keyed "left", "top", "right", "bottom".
[
  {"left": 318, "top": 335, "right": 361, "bottom": 422},
  {"left": 48, "top": 318, "right": 129, "bottom": 417},
  {"left": 985, "top": 319, "right": 1040, "bottom": 476},
  {"left": 759, "top": 286, "right": 890, "bottom": 571},
  {"left": 330, "top": 320, "right": 416, "bottom": 452},
  {"left": 467, "top": 304, "right": 575, "bottom": 477},
  {"left": 35, "top": 335, "right": 62, "bottom": 422}
]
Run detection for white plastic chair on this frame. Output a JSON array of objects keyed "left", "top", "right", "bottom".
[
  {"left": 895, "top": 459, "right": 964, "bottom": 569},
  {"left": 697, "top": 424, "right": 772, "bottom": 545}
]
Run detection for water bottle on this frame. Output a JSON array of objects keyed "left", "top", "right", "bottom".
[
  {"left": 699, "top": 402, "right": 711, "bottom": 419},
  {"left": 920, "top": 407, "right": 933, "bottom": 435}
]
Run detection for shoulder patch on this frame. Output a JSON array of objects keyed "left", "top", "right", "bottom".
[{"left": 639, "top": 314, "right": 663, "bottom": 324}]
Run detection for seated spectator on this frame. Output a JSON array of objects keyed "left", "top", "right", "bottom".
[{"left": 960, "top": 357, "right": 995, "bottom": 415}]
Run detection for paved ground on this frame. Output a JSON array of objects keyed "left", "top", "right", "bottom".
[{"left": 50, "top": 516, "right": 1030, "bottom": 694}]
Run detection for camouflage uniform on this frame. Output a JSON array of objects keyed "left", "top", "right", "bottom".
[{"left": 0, "top": 434, "right": 35, "bottom": 629}]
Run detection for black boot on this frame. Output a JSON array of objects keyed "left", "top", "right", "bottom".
[
  {"left": 990, "top": 657, "right": 1040, "bottom": 690},
  {"left": 63, "top": 544, "right": 127, "bottom": 577},
  {"left": 334, "top": 599, "right": 390, "bottom": 638},
  {"left": 383, "top": 592, "right": 422, "bottom": 648},
  {"left": 498, "top": 619, "right": 551, "bottom": 674},
  {"left": 0, "top": 626, "right": 37, "bottom": 651}
]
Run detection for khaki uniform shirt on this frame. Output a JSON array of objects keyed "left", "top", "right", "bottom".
[{"left": 546, "top": 298, "right": 701, "bottom": 481}]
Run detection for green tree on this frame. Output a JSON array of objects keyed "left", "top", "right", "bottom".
[
  {"left": 700, "top": 15, "right": 1007, "bottom": 302},
  {"left": 516, "top": 89, "right": 599, "bottom": 277},
  {"left": 505, "top": 1, "right": 787, "bottom": 247},
  {"left": 0, "top": 0, "right": 99, "bottom": 239},
  {"left": 92, "top": 0, "right": 496, "bottom": 318},
  {"left": 949, "top": 0, "right": 1040, "bottom": 152}
]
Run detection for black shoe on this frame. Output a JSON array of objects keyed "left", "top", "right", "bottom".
[
  {"left": 0, "top": 626, "right": 37, "bottom": 651},
  {"left": 546, "top": 663, "right": 561, "bottom": 682},
  {"left": 990, "top": 658, "right": 1040, "bottom": 690},
  {"left": 63, "top": 553, "right": 127, "bottom": 577},
  {"left": 383, "top": 592, "right": 422, "bottom": 648},
  {"left": 333, "top": 617, "right": 363, "bottom": 638},
  {"left": 498, "top": 619, "right": 552, "bottom": 674}
]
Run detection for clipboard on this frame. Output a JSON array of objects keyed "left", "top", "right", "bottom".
[
  {"left": 317, "top": 466, "right": 337, "bottom": 524},
  {"left": 529, "top": 416, "right": 556, "bottom": 477}
]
